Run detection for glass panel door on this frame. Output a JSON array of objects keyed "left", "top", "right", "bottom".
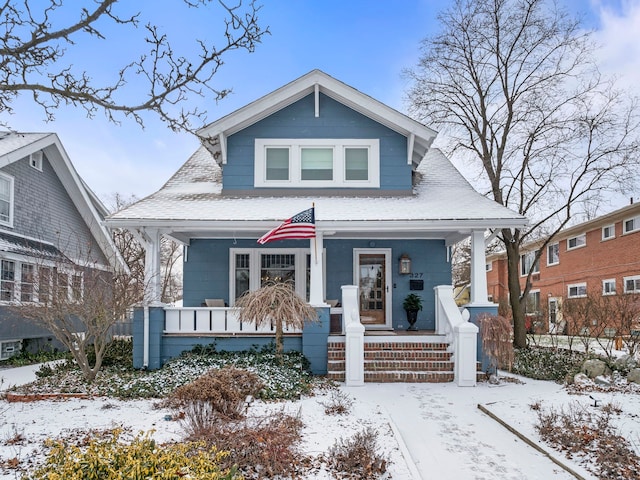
[{"left": 357, "top": 252, "right": 388, "bottom": 326}]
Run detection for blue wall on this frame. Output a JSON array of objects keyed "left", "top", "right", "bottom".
[
  {"left": 223, "top": 93, "right": 411, "bottom": 191},
  {"left": 183, "top": 238, "right": 452, "bottom": 331}
]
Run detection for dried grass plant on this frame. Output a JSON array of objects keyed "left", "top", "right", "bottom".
[
  {"left": 479, "top": 314, "right": 514, "bottom": 373},
  {"left": 234, "top": 282, "right": 318, "bottom": 359}
]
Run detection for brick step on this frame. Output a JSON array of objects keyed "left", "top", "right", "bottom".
[
  {"left": 329, "top": 350, "right": 452, "bottom": 361},
  {"left": 326, "top": 371, "right": 455, "bottom": 383},
  {"left": 328, "top": 342, "right": 449, "bottom": 352},
  {"left": 328, "top": 359, "right": 454, "bottom": 372}
]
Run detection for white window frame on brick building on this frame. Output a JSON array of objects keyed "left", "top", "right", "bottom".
[
  {"left": 624, "top": 216, "right": 640, "bottom": 234},
  {"left": 602, "top": 278, "right": 616, "bottom": 296},
  {"left": 520, "top": 250, "right": 539, "bottom": 276},
  {"left": 624, "top": 275, "right": 640, "bottom": 294},
  {"left": 567, "top": 233, "right": 586, "bottom": 250},
  {"left": 547, "top": 243, "right": 559, "bottom": 266},
  {"left": 568, "top": 282, "right": 587, "bottom": 298},
  {"left": 602, "top": 224, "right": 615, "bottom": 240}
]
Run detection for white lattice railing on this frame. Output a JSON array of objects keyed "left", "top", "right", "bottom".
[{"left": 163, "top": 307, "right": 302, "bottom": 334}]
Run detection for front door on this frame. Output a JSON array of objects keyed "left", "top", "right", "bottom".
[
  {"left": 548, "top": 297, "right": 559, "bottom": 333},
  {"left": 354, "top": 249, "right": 391, "bottom": 329}
]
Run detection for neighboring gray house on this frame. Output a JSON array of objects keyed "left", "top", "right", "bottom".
[
  {"left": 108, "top": 70, "right": 527, "bottom": 384},
  {"left": 0, "top": 132, "right": 121, "bottom": 359}
]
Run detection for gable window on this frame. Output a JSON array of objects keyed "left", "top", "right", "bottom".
[
  {"left": 547, "top": 243, "right": 559, "bottom": 266},
  {"left": 624, "top": 275, "right": 640, "bottom": 294},
  {"left": 624, "top": 216, "right": 639, "bottom": 234},
  {"left": 602, "top": 224, "right": 615, "bottom": 240},
  {"left": 568, "top": 283, "right": 587, "bottom": 298},
  {"left": 1, "top": 260, "right": 15, "bottom": 301},
  {"left": 602, "top": 279, "right": 616, "bottom": 296},
  {"left": 29, "top": 151, "right": 43, "bottom": 171},
  {"left": 520, "top": 250, "right": 539, "bottom": 276},
  {"left": 567, "top": 234, "right": 586, "bottom": 250},
  {"left": 255, "top": 139, "right": 380, "bottom": 188},
  {"left": 0, "top": 173, "right": 14, "bottom": 226}
]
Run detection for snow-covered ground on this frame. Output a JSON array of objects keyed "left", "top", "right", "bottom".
[{"left": 1, "top": 364, "right": 639, "bottom": 479}]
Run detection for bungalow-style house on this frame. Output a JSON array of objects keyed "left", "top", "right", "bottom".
[
  {"left": 107, "top": 70, "right": 527, "bottom": 385},
  {"left": 0, "top": 132, "right": 123, "bottom": 359},
  {"left": 487, "top": 200, "right": 640, "bottom": 336}
]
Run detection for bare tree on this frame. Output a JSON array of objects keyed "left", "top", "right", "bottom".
[
  {"left": 16, "top": 255, "right": 138, "bottom": 382},
  {"left": 406, "top": 0, "right": 640, "bottom": 348},
  {"left": 0, "top": 0, "right": 267, "bottom": 133},
  {"left": 233, "top": 282, "right": 318, "bottom": 360}
]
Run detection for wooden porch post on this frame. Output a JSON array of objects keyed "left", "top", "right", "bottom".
[{"left": 469, "top": 229, "right": 490, "bottom": 305}]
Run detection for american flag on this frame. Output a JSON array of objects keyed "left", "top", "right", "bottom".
[{"left": 257, "top": 207, "right": 316, "bottom": 244}]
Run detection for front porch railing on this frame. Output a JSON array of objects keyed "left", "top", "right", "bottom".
[{"left": 163, "top": 307, "right": 302, "bottom": 334}]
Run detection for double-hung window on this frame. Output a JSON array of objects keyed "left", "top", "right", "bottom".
[
  {"left": 547, "top": 243, "right": 559, "bottom": 266},
  {"left": 0, "top": 173, "right": 14, "bottom": 227},
  {"left": 1, "top": 260, "right": 15, "bottom": 301},
  {"left": 624, "top": 216, "right": 640, "bottom": 234},
  {"left": 20, "top": 264, "right": 35, "bottom": 302},
  {"left": 602, "top": 279, "right": 616, "bottom": 295},
  {"left": 520, "top": 250, "right": 540, "bottom": 276},
  {"left": 602, "top": 224, "right": 615, "bottom": 240},
  {"left": 255, "top": 139, "right": 380, "bottom": 188}
]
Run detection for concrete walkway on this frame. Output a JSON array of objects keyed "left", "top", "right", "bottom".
[{"left": 343, "top": 382, "right": 592, "bottom": 480}]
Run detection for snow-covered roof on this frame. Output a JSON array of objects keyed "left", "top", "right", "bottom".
[
  {"left": 107, "top": 147, "right": 527, "bottom": 244},
  {"left": 197, "top": 70, "right": 437, "bottom": 169}
]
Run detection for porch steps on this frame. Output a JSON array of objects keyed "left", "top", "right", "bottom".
[{"left": 327, "top": 337, "right": 455, "bottom": 383}]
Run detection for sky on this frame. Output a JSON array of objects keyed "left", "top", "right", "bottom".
[{"left": 1, "top": 0, "right": 639, "bottom": 212}]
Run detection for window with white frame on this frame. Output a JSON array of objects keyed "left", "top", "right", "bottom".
[
  {"left": 255, "top": 139, "right": 380, "bottom": 188},
  {"left": 520, "top": 250, "right": 540, "bottom": 276},
  {"left": 525, "top": 290, "right": 540, "bottom": 315},
  {"left": 624, "top": 216, "right": 640, "bottom": 234},
  {"left": 624, "top": 275, "right": 640, "bottom": 293},
  {"left": 1, "top": 260, "right": 15, "bottom": 301},
  {"left": 568, "top": 283, "right": 587, "bottom": 298},
  {"left": 20, "top": 264, "right": 35, "bottom": 302},
  {"left": 602, "top": 224, "right": 615, "bottom": 240},
  {"left": 567, "top": 233, "right": 586, "bottom": 250},
  {"left": 547, "top": 243, "right": 559, "bottom": 265},
  {"left": 0, "top": 173, "right": 14, "bottom": 226},
  {"left": 230, "top": 248, "right": 315, "bottom": 304},
  {"left": 29, "top": 151, "right": 43, "bottom": 171},
  {"left": 39, "top": 266, "right": 51, "bottom": 304},
  {"left": 602, "top": 278, "right": 616, "bottom": 296}
]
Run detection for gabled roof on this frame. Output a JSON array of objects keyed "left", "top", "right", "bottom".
[
  {"left": 0, "top": 132, "right": 125, "bottom": 271},
  {"left": 107, "top": 147, "right": 528, "bottom": 245},
  {"left": 197, "top": 69, "right": 438, "bottom": 169}
]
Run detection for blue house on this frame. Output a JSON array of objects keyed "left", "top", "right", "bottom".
[
  {"left": 108, "top": 70, "right": 526, "bottom": 384},
  {"left": 0, "top": 132, "right": 123, "bottom": 358}
]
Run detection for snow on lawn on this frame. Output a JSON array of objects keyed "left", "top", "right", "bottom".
[{"left": 2, "top": 364, "right": 640, "bottom": 480}]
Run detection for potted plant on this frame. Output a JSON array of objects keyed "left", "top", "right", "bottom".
[{"left": 403, "top": 293, "right": 423, "bottom": 331}]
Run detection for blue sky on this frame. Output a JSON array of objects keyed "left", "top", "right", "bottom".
[{"left": 1, "top": 0, "right": 638, "bottom": 209}]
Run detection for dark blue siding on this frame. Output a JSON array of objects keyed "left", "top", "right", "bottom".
[
  {"left": 184, "top": 238, "right": 452, "bottom": 331},
  {"left": 223, "top": 93, "right": 411, "bottom": 191}
]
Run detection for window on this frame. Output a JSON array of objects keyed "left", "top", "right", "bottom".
[
  {"left": 547, "top": 243, "right": 559, "bottom": 266},
  {"left": 624, "top": 275, "right": 640, "bottom": 294},
  {"left": 1, "top": 260, "right": 15, "bottom": 301},
  {"left": 624, "top": 216, "right": 640, "bottom": 234},
  {"left": 486, "top": 261, "right": 492, "bottom": 272},
  {"left": 602, "top": 279, "right": 616, "bottom": 296},
  {"left": 71, "top": 273, "right": 83, "bottom": 301},
  {"left": 568, "top": 283, "right": 587, "bottom": 298},
  {"left": 29, "top": 151, "right": 43, "bottom": 171},
  {"left": 602, "top": 224, "right": 615, "bottom": 240},
  {"left": 255, "top": 139, "right": 380, "bottom": 188},
  {"left": 39, "top": 266, "right": 51, "bottom": 304},
  {"left": 20, "top": 264, "right": 35, "bottom": 302},
  {"left": 525, "top": 290, "right": 540, "bottom": 314},
  {"left": 230, "top": 248, "right": 315, "bottom": 303},
  {"left": 567, "top": 234, "right": 586, "bottom": 250},
  {"left": 520, "top": 250, "right": 539, "bottom": 276},
  {"left": 0, "top": 173, "right": 14, "bottom": 226}
]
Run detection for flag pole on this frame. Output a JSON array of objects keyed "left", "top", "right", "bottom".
[{"left": 313, "top": 202, "right": 317, "bottom": 264}]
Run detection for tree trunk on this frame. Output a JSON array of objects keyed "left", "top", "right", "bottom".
[{"left": 505, "top": 240, "right": 527, "bottom": 348}]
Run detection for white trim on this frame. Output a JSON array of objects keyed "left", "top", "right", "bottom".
[
  {"left": 407, "top": 133, "right": 415, "bottom": 165},
  {"left": 601, "top": 224, "right": 615, "bottom": 241},
  {"left": 623, "top": 275, "right": 640, "bottom": 294},
  {"left": 218, "top": 133, "right": 227, "bottom": 165},
  {"left": 353, "top": 248, "right": 392, "bottom": 330},
  {"left": 29, "top": 151, "right": 43, "bottom": 171},
  {"left": 567, "top": 233, "right": 586, "bottom": 251},
  {"left": 546, "top": 242, "right": 559, "bottom": 266},
  {"left": 547, "top": 296, "right": 561, "bottom": 334},
  {"left": 0, "top": 171, "right": 14, "bottom": 228},
  {"left": 623, "top": 216, "right": 640, "bottom": 234},
  {"left": 314, "top": 83, "right": 320, "bottom": 118},
  {"left": 602, "top": 278, "right": 616, "bottom": 296},
  {"left": 567, "top": 282, "right": 587, "bottom": 298},
  {"left": 254, "top": 138, "right": 380, "bottom": 188}
]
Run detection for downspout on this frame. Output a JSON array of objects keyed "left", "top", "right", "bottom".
[{"left": 143, "top": 305, "right": 150, "bottom": 369}]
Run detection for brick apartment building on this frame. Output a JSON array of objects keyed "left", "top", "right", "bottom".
[{"left": 486, "top": 201, "right": 640, "bottom": 334}]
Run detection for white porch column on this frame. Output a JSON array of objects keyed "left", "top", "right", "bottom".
[
  {"left": 309, "top": 231, "right": 325, "bottom": 306},
  {"left": 469, "top": 229, "right": 489, "bottom": 305},
  {"left": 143, "top": 228, "right": 163, "bottom": 306}
]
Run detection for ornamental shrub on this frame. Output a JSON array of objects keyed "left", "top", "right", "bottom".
[{"left": 25, "top": 429, "right": 240, "bottom": 480}]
